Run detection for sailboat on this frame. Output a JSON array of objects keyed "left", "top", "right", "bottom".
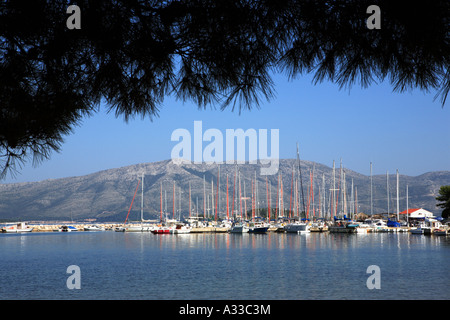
[
  {"left": 229, "top": 221, "right": 249, "bottom": 233},
  {"left": 152, "top": 181, "right": 176, "bottom": 234},
  {"left": 120, "top": 174, "right": 155, "bottom": 232},
  {"left": 284, "top": 220, "right": 310, "bottom": 233},
  {"left": 284, "top": 144, "right": 310, "bottom": 234}
]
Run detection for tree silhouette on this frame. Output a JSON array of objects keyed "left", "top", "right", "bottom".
[
  {"left": 436, "top": 186, "right": 450, "bottom": 219},
  {"left": 1, "top": 0, "right": 448, "bottom": 178}
]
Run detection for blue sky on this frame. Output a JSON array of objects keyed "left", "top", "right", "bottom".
[{"left": 3, "top": 72, "right": 450, "bottom": 183}]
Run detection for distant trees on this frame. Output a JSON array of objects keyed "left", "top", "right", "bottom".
[
  {"left": 1, "top": 0, "right": 449, "bottom": 178},
  {"left": 436, "top": 186, "right": 450, "bottom": 219}
]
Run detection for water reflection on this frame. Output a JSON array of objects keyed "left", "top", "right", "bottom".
[
  {"left": 4, "top": 230, "right": 449, "bottom": 252},
  {"left": 1, "top": 231, "right": 449, "bottom": 300}
]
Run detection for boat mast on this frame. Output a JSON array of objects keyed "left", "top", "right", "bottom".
[
  {"left": 387, "top": 170, "right": 390, "bottom": 215},
  {"left": 238, "top": 168, "right": 242, "bottom": 219},
  {"left": 203, "top": 175, "right": 206, "bottom": 219},
  {"left": 269, "top": 180, "right": 272, "bottom": 220},
  {"left": 125, "top": 179, "right": 140, "bottom": 225},
  {"left": 218, "top": 165, "right": 220, "bottom": 219},
  {"left": 370, "top": 162, "right": 373, "bottom": 216},
  {"left": 216, "top": 165, "right": 220, "bottom": 220},
  {"left": 322, "top": 173, "right": 326, "bottom": 220},
  {"left": 289, "top": 166, "right": 294, "bottom": 219},
  {"left": 179, "top": 186, "right": 182, "bottom": 220},
  {"left": 306, "top": 170, "right": 311, "bottom": 220},
  {"left": 406, "top": 184, "right": 409, "bottom": 225},
  {"left": 275, "top": 173, "right": 279, "bottom": 219},
  {"left": 252, "top": 178, "right": 255, "bottom": 219},
  {"left": 189, "top": 181, "right": 191, "bottom": 218},
  {"left": 350, "top": 178, "right": 354, "bottom": 220},
  {"left": 312, "top": 164, "right": 315, "bottom": 219},
  {"left": 232, "top": 166, "right": 236, "bottom": 217},
  {"left": 211, "top": 178, "right": 214, "bottom": 220},
  {"left": 339, "top": 159, "right": 343, "bottom": 216},
  {"left": 244, "top": 179, "right": 247, "bottom": 220},
  {"left": 343, "top": 170, "right": 346, "bottom": 216},
  {"left": 265, "top": 177, "right": 268, "bottom": 222},
  {"left": 297, "top": 143, "right": 306, "bottom": 217},
  {"left": 318, "top": 177, "right": 322, "bottom": 219},
  {"left": 396, "top": 169, "right": 400, "bottom": 221},
  {"left": 173, "top": 181, "right": 176, "bottom": 220},
  {"left": 294, "top": 177, "right": 298, "bottom": 217},
  {"left": 141, "top": 173, "right": 144, "bottom": 222},
  {"left": 160, "top": 182, "right": 163, "bottom": 222},
  {"left": 255, "top": 171, "right": 258, "bottom": 217},
  {"left": 333, "top": 160, "right": 336, "bottom": 218},
  {"left": 279, "top": 173, "right": 284, "bottom": 218},
  {"left": 226, "top": 174, "right": 229, "bottom": 220}
]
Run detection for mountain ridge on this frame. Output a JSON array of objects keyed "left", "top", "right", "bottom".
[{"left": 0, "top": 159, "right": 448, "bottom": 221}]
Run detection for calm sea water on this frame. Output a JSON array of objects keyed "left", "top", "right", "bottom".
[{"left": 0, "top": 231, "right": 449, "bottom": 300}]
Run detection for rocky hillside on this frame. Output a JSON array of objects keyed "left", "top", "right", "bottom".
[{"left": 0, "top": 159, "right": 448, "bottom": 221}]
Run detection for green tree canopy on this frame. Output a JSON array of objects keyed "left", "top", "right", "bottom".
[
  {"left": 1, "top": 0, "right": 449, "bottom": 178},
  {"left": 436, "top": 186, "right": 450, "bottom": 219}
]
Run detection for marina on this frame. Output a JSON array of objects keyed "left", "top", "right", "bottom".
[
  {"left": 0, "top": 230, "right": 449, "bottom": 300},
  {"left": 2, "top": 215, "right": 448, "bottom": 236},
  {"left": 1, "top": 149, "right": 448, "bottom": 302}
]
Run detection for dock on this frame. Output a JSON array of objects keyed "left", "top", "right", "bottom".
[
  {"left": 26, "top": 223, "right": 120, "bottom": 232},
  {"left": 3, "top": 221, "right": 448, "bottom": 236}
]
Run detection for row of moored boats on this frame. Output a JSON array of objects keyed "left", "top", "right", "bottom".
[{"left": 2, "top": 217, "right": 448, "bottom": 236}]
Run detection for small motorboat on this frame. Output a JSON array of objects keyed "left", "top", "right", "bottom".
[
  {"left": 55, "top": 225, "right": 78, "bottom": 232},
  {"left": 84, "top": 225, "right": 105, "bottom": 231},
  {"left": 151, "top": 225, "right": 173, "bottom": 234},
  {"left": 410, "top": 226, "right": 424, "bottom": 234},
  {"left": 1, "top": 222, "right": 33, "bottom": 233},
  {"left": 170, "top": 224, "right": 191, "bottom": 234}
]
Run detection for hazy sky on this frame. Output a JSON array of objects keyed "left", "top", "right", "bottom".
[{"left": 3, "top": 73, "right": 449, "bottom": 184}]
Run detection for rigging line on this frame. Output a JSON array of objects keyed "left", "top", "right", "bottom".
[{"left": 124, "top": 179, "right": 140, "bottom": 225}]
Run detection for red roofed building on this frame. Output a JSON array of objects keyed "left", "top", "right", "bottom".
[{"left": 399, "top": 208, "right": 434, "bottom": 218}]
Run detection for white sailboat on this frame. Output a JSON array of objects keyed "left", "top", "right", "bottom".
[
  {"left": 124, "top": 174, "right": 155, "bottom": 232},
  {"left": 284, "top": 220, "right": 310, "bottom": 233},
  {"left": 229, "top": 222, "right": 249, "bottom": 233}
]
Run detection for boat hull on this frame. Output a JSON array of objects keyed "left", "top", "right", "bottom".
[
  {"left": 284, "top": 224, "right": 309, "bottom": 233},
  {"left": 170, "top": 226, "right": 191, "bottom": 234},
  {"left": 2, "top": 222, "right": 34, "bottom": 233},
  {"left": 84, "top": 226, "right": 105, "bottom": 231},
  {"left": 151, "top": 227, "right": 171, "bottom": 234},
  {"left": 55, "top": 226, "right": 78, "bottom": 232},
  {"left": 2, "top": 228, "right": 33, "bottom": 233},
  {"left": 248, "top": 227, "right": 269, "bottom": 234},
  {"left": 229, "top": 225, "right": 249, "bottom": 233}
]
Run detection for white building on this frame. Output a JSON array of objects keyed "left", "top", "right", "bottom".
[{"left": 399, "top": 208, "right": 435, "bottom": 219}]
